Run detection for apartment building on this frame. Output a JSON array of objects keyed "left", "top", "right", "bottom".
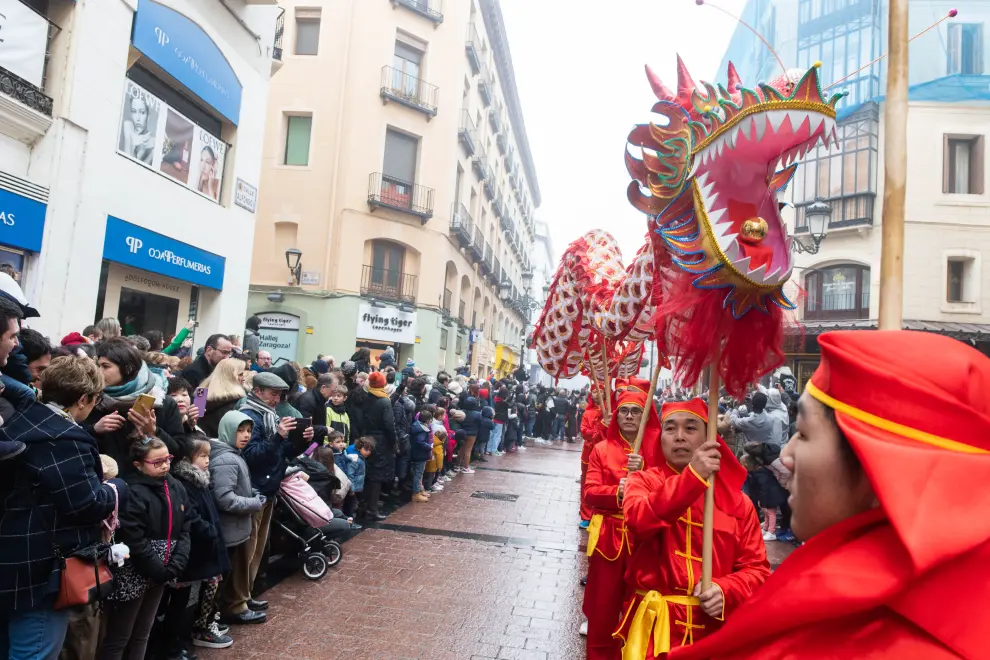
[
  {"left": 247, "top": 0, "right": 541, "bottom": 377},
  {"left": 0, "top": 0, "right": 280, "bottom": 343},
  {"left": 719, "top": 0, "right": 990, "bottom": 388}
]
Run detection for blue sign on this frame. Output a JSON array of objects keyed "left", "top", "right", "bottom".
[
  {"left": 103, "top": 216, "right": 226, "bottom": 290},
  {"left": 132, "top": 0, "right": 242, "bottom": 125},
  {"left": 0, "top": 187, "right": 46, "bottom": 253}
]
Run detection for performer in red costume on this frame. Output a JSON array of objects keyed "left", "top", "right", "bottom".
[
  {"left": 583, "top": 378, "right": 661, "bottom": 660},
  {"left": 671, "top": 330, "right": 990, "bottom": 660},
  {"left": 615, "top": 399, "right": 769, "bottom": 659},
  {"left": 580, "top": 386, "right": 609, "bottom": 525}
]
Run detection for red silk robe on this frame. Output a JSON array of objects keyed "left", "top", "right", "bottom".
[
  {"left": 616, "top": 464, "right": 769, "bottom": 658},
  {"left": 670, "top": 507, "right": 987, "bottom": 659},
  {"left": 580, "top": 400, "right": 606, "bottom": 521}
]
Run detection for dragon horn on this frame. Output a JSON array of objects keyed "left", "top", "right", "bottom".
[
  {"left": 676, "top": 54, "right": 697, "bottom": 98},
  {"left": 645, "top": 64, "right": 675, "bottom": 101},
  {"left": 727, "top": 61, "right": 742, "bottom": 90}
]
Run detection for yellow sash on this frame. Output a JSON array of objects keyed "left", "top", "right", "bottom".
[
  {"left": 621, "top": 590, "right": 701, "bottom": 660},
  {"left": 586, "top": 513, "right": 624, "bottom": 558}
]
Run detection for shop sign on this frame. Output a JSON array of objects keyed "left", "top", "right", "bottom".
[
  {"left": 131, "top": 0, "right": 243, "bottom": 124},
  {"left": 256, "top": 311, "right": 299, "bottom": 365},
  {"left": 103, "top": 216, "right": 225, "bottom": 290},
  {"left": 0, "top": 187, "right": 46, "bottom": 253},
  {"left": 118, "top": 79, "right": 227, "bottom": 204},
  {"left": 356, "top": 303, "right": 416, "bottom": 344},
  {"left": 234, "top": 179, "right": 257, "bottom": 212},
  {"left": 0, "top": 0, "right": 48, "bottom": 88}
]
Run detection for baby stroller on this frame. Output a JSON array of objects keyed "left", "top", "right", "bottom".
[{"left": 272, "top": 471, "right": 344, "bottom": 581}]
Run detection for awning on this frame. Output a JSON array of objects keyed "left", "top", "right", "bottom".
[{"left": 790, "top": 319, "right": 990, "bottom": 342}]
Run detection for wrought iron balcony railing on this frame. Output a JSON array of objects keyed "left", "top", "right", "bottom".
[
  {"left": 392, "top": 0, "right": 443, "bottom": 24},
  {"left": 465, "top": 23, "right": 482, "bottom": 75},
  {"left": 367, "top": 172, "right": 435, "bottom": 222},
  {"left": 458, "top": 109, "right": 477, "bottom": 155},
  {"left": 450, "top": 203, "right": 474, "bottom": 247},
  {"left": 361, "top": 265, "right": 417, "bottom": 304},
  {"left": 380, "top": 65, "right": 439, "bottom": 118}
]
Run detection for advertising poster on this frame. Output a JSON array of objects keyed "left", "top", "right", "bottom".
[
  {"left": 257, "top": 313, "right": 300, "bottom": 365},
  {"left": 117, "top": 79, "right": 226, "bottom": 203},
  {"left": 356, "top": 303, "right": 417, "bottom": 345},
  {"left": 118, "top": 81, "right": 161, "bottom": 167}
]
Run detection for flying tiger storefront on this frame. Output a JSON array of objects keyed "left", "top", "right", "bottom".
[{"left": 97, "top": 216, "right": 225, "bottom": 338}]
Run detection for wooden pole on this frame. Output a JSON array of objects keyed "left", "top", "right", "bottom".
[
  {"left": 632, "top": 347, "right": 663, "bottom": 454},
  {"left": 701, "top": 362, "right": 720, "bottom": 591},
  {"left": 600, "top": 336, "right": 612, "bottom": 421},
  {"left": 878, "top": 0, "right": 908, "bottom": 331}
]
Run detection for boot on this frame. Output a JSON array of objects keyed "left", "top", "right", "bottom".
[{"left": 412, "top": 493, "right": 429, "bottom": 503}]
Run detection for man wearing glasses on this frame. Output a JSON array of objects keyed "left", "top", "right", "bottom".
[
  {"left": 180, "top": 333, "right": 233, "bottom": 388},
  {"left": 582, "top": 377, "right": 663, "bottom": 660}
]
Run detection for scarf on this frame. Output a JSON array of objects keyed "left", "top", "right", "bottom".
[
  {"left": 104, "top": 363, "right": 163, "bottom": 404},
  {"left": 239, "top": 394, "right": 279, "bottom": 437},
  {"left": 367, "top": 386, "right": 389, "bottom": 399}
]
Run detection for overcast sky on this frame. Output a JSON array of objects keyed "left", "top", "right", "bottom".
[{"left": 500, "top": 0, "right": 750, "bottom": 262}]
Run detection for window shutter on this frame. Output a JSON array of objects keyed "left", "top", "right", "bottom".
[
  {"left": 943, "top": 135, "right": 952, "bottom": 194},
  {"left": 948, "top": 24, "right": 961, "bottom": 74},
  {"left": 973, "top": 136, "right": 985, "bottom": 195},
  {"left": 383, "top": 130, "right": 417, "bottom": 183}
]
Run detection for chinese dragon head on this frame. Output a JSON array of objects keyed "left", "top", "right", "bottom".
[{"left": 627, "top": 58, "right": 843, "bottom": 394}]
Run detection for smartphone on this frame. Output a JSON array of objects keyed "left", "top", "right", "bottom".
[
  {"left": 192, "top": 387, "right": 208, "bottom": 413},
  {"left": 131, "top": 393, "right": 156, "bottom": 417},
  {"left": 288, "top": 417, "right": 313, "bottom": 451}
]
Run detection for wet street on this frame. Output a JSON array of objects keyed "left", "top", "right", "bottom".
[{"left": 202, "top": 442, "right": 794, "bottom": 660}]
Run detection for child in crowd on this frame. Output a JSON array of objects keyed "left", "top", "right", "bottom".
[
  {"left": 327, "top": 431, "right": 360, "bottom": 516},
  {"left": 100, "top": 437, "right": 192, "bottom": 660},
  {"left": 410, "top": 409, "right": 434, "bottom": 503},
  {"left": 165, "top": 437, "right": 232, "bottom": 653},
  {"left": 424, "top": 428, "right": 447, "bottom": 493},
  {"left": 741, "top": 453, "right": 790, "bottom": 542},
  {"left": 346, "top": 436, "right": 375, "bottom": 515},
  {"left": 210, "top": 411, "right": 266, "bottom": 625},
  {"left": 326, "top": 385, "right": 351, "bottom": 445},
  {"left": 480, "top": 406, "right": 497, "bottom": 457}
]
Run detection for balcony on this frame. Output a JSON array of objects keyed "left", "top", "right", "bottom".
[
  {"left": 478, "top": 64, "right": 493, "bottom": 106},
  {"left": 483, "top": 166, "right": 496, "bottom": 199},
  {"left": 489, "top": 108, "right": 502, "bottom": 135},
  {"left": 796, "top": 194, "right": 875, "bottom": 233},
  {"left": 442, "top": 287, "right": 453, "bottom": 314},
  {"left": 480, "top": 242, "right": 493, "bottom": 276},
  {"left": 380, "top": 66, "right": 439, "bottom": 119},
  {"left": 472, "top": 151, "right": 487, "bottom": 180},
  {"left": 392, "top": 0, "right": 443, "bottom": 25},
  {"left": 361, "top": 265, "right": 417, "bottom": 304},
  {"left": 465, "top": 23, "right": 482, "bottom": 75},
  {"left": 450, "top": 203, "right": 474, "bottom": 247},
  {"left": 469, "top": 226, "right": 485, "bottom": 262},
  {"left": 492, "top": 196, "right": 503, "bottom": 220},
  {"left": 490, "top": 256, "right": 501, "bottom": 285},
  {"left": 271, "top": 8, "right": 285, "bottom": 75},
  {"left": 500, "top": 212, "right": 513, "bottom": 233},
  {"left": 496, "top": 129, "right": 508, "bottom": 154},
  {"left": 458, "top": 109, "right": 477, "bottom": 156},
  {"left": 367, "top": 173, "right": 435, "bottom": 223},
  {"left": 458, "top": 300, "right": 467, "bottom": 326},
  {"left": 0, "top": 10, "right": 57, "bottom": 142}
]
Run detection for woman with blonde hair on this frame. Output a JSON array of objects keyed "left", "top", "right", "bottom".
[
  {"left": 96, "top": 317, "right": 122, "bottom": 339},
  {"left": 198, "top": 358, "right": 246, "bottom": 437}
]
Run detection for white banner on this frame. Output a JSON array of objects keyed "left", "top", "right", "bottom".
[
  {"left": 0, "top": 0, "right": 47, "bottom": 88},
  {"left": 117, "top": 79, "right": 227, "bottom": 203},
  {"left": 357, "top": 303, "right": 417, "bottom": 344}
]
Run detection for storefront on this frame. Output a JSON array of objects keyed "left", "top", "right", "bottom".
[
  {"left": 96, "top": 215, "right": 225, "bottom": 339},
  {"left": 0, "top": 176, "right": 48, "bottom": 286},
  {"left": 355, "top": 302, "right": 416, "bottom": 366},
  {"left": 495, "top": 343, "right": 520, "bottom": 379}
]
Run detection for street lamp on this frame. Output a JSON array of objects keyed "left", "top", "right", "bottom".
[
  {"left": 285, "top": 248, "right": 303, "bottom": 285},
  {"left": 793, "top": 198, "right": 831, "bottom": 255},
  {"left": 498, "top": 279, "right": 512, "bottom": 301}
]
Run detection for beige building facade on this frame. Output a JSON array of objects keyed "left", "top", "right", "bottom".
[{"left": 247, "top": 0, "right": 541, "bottom": 376}]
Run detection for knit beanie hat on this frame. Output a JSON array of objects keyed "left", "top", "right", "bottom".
[
  {"left": 341, "top": 360, "right": 357, "bottom": 376},
  {"left": 406, "top": 358, "right": 415, "bottom": 367},
  {"left": 368, "top": 371, "right": 386, "bottom": 389}
]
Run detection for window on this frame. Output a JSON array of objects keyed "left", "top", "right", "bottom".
[
  {"left": 284, "top": 115, "right": 313, "bottom": 166},
  {"left": 804, "top": 265, "right": 870, "bottom": 321},
  {"left": 947, "top": 258, "right": 976, "bottom": 303},
  {"left": 948, "top": 23, "right": 984, "bottom": 75},
  {"left": 440, "top": 328, "right": 448, "bottom": 351},
  {"left": 294, "top": 9, "right": 321, "bottom": 56},
  {"left": 383, "top": 129, "right": 418, "bottom": 184},
  {"left": 371, "top": 241, "right": 405, "bottom": 295},
  {"left": 944, "top": 135, "right": 984, "bottom": 195},
  {"left": 456, "top": 334, "right": 464, "bottom": 355}
]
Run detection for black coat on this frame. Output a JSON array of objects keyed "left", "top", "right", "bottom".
[
  {"left": 199, "top": 395, "right": 242, "bottom": 439},
  {"left": 345, "top": 387, "right": 367, "bottom": 440},
  {"left": 171, "top": 461, "right": 230, "bottom": 581},
  {"left": 392, "top": 396, "right": 414, "bottom": 457},
  {"left": 745, "top": 467, "right": 789, "bottom": 509},
  {"left": 84, "top": 394, "right": 185, "bottom": 470},
  {"left": 118, "top": 472, "right": 193, "bottom": 584},
  {"left": 360, "top": 394, "right": 397, "bottom": 484},
  {"left": 179, "top": 354, "right": 215, "bottom": 389},
  {"left": 294, "top": 388, "right": 329, "bottom": 443},
  {"left": 0, "top": 402, "right": 121, "bottom": 611}
]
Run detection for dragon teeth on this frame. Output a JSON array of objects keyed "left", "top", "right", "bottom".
[
  {"left": 767, "top": 111, "right": 788, "bottom": 134},
  {"left": 752, "top": 114, "right": 767, "bottom": 141}
]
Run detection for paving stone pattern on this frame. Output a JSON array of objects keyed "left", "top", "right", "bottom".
[{"left": 200, "top": 442, "right": 794, "bottom": 660}]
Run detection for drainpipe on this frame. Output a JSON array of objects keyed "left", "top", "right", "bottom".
[{"left": 218, "top": 0, "right": 263, "bottom": 55}]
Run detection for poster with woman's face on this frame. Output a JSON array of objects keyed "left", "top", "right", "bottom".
[
  {"left": 159, "top": 109, "right": 195, "bottom": 184},
  {"left": 190, "top": 127, "right": 227, "bottom": 202},
  {"left": 118, "top": 81, "right": 161, "bottom": 167}
]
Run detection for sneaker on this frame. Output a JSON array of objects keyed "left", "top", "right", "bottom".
[
  {"left": 192, "top": 623, "right": 234, "bottom": 649},
  {"left": 578, "top": 520, "right": 590, "bottom": 530},
  {"left": 0, "top": 440, "right": 25, "bottom": 461},
  {"left": 214, "top": 622, "right": 230, "bottom": 636},
  {"left": 579, "top": 620, "right": 588, "bottom": 636},
  {"left": 777, "top": 530, "right": 797, "bottom": 543},
  {"left": 762, "top": 531, "right": 777, "bottom": 541},
  {"left": 430, "top": 484, "right": 444, "bottom": 492},
  {"left": 518, "top": 446, "right": 526, "bottom": 452},
  {"left": 461, "top": 467, "right": 475, "bottom": 474},
  {"left": 493, "top": 451, "right": 505, "bottom": 457}
]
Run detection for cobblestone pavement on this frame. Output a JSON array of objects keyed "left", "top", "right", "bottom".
[{"left": 201, "top": 441, "right": 795, "bottom": 660}]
